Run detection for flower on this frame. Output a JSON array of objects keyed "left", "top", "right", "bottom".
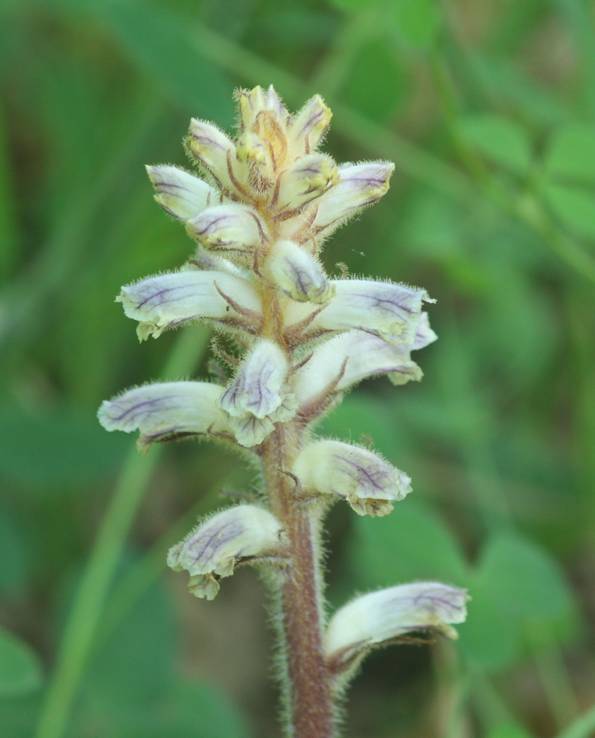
[
  {"left": 168, "top": 504, "right": 286, "bottom": 600},
  {"left": 117, "top": 267, "right": 262, "bottom": 340},
  {"left": 293, "top": 439, "right": 411, "bottom": 516},
  {"left": 98, "top": 381, "right": 231, "bottom": 448},
  {"left": 221, "top": 339, "right": 296, "bottom": 446},
  {"left": 284, "top": 279, "right": 433, "bottom": 344},
  {"left": 293, "top": 329, "right": 425, "bottom": 415},
  {"left": 145, "top": 164, "right": 221, "bottom": 221},
  {"left": 325, "top": 582, "right": 469, "bottom": 672},
  {"left": 266, "top": 239, "right": 333, "bottom": 304},
  {"left": 186, "top": 202, "right": 269, "bottom": 256}
]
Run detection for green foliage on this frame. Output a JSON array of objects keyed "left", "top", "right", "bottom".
[
  {"left": 393, "top": 0, "right": 441, "bottom": 50},
  {"left": 0, "top": 402, "right": 128, "bottom": 488},
  {"left": 459, "top": 532, "right": 578, "bottom": 671},
  {"left": 457, "top": 114, "right": 532, "bottom": 175},
  {"left": 487, "top": 726, "right": 534, "bottom": 738},
  {"left": 0, "top": 629, "right": 42, "bottom": 698},
  {"left": 348, "top": 500, "right": 468, "bottom": 588}
]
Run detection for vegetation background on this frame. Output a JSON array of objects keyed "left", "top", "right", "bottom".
[{"left": 1, "top": 1, "right": 594, "bottom": 737}]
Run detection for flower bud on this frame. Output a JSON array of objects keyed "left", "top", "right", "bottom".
[
  {"left": 98, "top": 381, "right": 231, "bottom": 447},
  {"left": 275, "top": 153, "right": 339, "bottom": 212},
  {"left": 294, "top": 330, "right": 422, "bottom": 413},
  {"left": 221, "top": 339, "right": 296, "bottom": 446},
  {"left": 168, "top": 504, "right": 285, "bottom": 600},
  {"left": 325, "top": 582, "right": 468, "bottom": 671},
  {"left": 285, "top": 279, "right": 433, "bottom": 344},
  {"left": 117, "top": 269, "right": 262, "bottom": 340},
  {"left": 235, "top": 130, "right": 274, "bottom": 192},
  {"left": 288, "top": 94, "right": 332, "bottom": 155},
  {"left": 293, "top": 440, "right": 411, "bottom": 516},
  {"left": 187, "top": 118, "right": 245, "bottom": 197},
  {"left": 237, "top": 85, "right": 288, "bottom": 133},
  {"left": 266, "top": 240, "right": 333, "bottom": 304},
  {"left": 307, "top": 161, "right": 394, "bottom": 242},
  {"left": 186, "top": 203, "right": 269, "bottom": 255},
  {"left": 190, "top": 247, "right": 245, "bottom": 277},
  {"left": 145, "top": 165, "right": 221, "bottom": 221}
]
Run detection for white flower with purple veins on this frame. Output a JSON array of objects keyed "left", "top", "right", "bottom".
[
  {"left": 274, "top": 153, "right": 338, "bottom": 213},
  {"left": 98, "top": 85, "right": 465, "bottom": 736},
  {"left": 266, "top": 239, "right": 333, "bottom": 304},
  {"left": 325, "top": 582, "right": 469, "bottom": 672},
  {"left": 293, "top": 440, "right": 411, "bottom": 516},
  {"left": 186, "top": 202, "right": 269, "bottom": 256},
  {"left": 98, "top": 381, "right": 230, "bottom": 447},
  {"left": 168, "top": 504, "right": 286, "bottom": 600},
  {"left": 146, "top": 165, "right": 221, "bottom": 221},
  {"left": 285, "top": 279, "right": 434, "bottom": 344},
  {"left": 293, "top": 329, "right": 428, "bottom": 416},
  {"left": 118, "top": 268, "right": 262, "bottom": 340},
  {"left": 221, "top": 339, "right": 296, "bottom": 447}
]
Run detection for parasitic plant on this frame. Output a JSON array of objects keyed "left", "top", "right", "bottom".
[{"left": 99, "top": 86, "right": 468, "bottom": 738}]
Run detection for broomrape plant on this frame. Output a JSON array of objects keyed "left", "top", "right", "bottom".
[{"left": 98, "top": 85, "right": 468, "bottom": 738}]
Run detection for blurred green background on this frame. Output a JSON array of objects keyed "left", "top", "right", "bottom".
[{"left": 1, "top": 0, "right": 594, "bottom": 737}]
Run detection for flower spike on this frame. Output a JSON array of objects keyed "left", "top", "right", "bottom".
[{"left": 98, "top": 84, "right": 455, "bottom": 736}]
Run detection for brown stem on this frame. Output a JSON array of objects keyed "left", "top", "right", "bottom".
[{"left": 262, "top": 424, "right": 335, "bottom": 738}]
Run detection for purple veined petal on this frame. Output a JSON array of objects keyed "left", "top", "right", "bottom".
[
  {"left": 235, "top": 130, "right": 275, "bottom": 193},
  {"left": 302, "top": 161, "right": 395, "bottom": 243},
  {"left": 186, "top": 203, "right": 269, "bottom": 255},
  {"left": 412, "top": 312, "right": 438, "bottom": 350},
  {"left": 237, "top": 85, "right": 289, "bottom": 133},
  {"left": 293, "top": 330, "right": 422, "bottom": 411},
  {"left": 325, "top": 582, "right": 469, "bottom": 669},
  {"left": 293, "top": 439, "right": 411, "bottom": 516},
  {"left": 145, "top": 165, "right": 221, "bottom": 221},
  {"left": 98, "top": 381, "right": 231, "bottom": 446},
  {"left": 266, "top": 240, "right": 334, "bottom": 304},
  {"left": 187, "top": 118, "right": 248, "bottom": 198},
  {"left": 220, "top": 340, "right": 295, "bottom": 447},
  {"left": 273, "top": 153, "right": 338, "bottom": 213},
  {"left": 117, "top": 269, "right": 262, "bottom": 341},
  {"left": 285, "top": 279, "right": 433, "bottom": 344},
  {"left": 288, "top": 94, "right": 333, "bottom": 155},
  {"left": 167, "top": 504, "right": 285, "bottom": 600}
]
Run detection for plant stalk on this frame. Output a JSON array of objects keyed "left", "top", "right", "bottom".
[{"left": 262, "top": 423, "right": 335, "bottom": 738}]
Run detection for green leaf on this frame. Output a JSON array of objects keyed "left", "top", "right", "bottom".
[
  {"left": 342, "top": 39, "right": 406, "bottom": 123},
  {"left": 348, "top": 500, "right": 468, "bottom": 590},
  {"left": 0, "top": 402, "right": 128, "bottom": 489},
  {"left": 0, "top": 510, "right": 29, "bottom": 596},
  {"left": 97, "top": 1, "right": 232, "bottom": 122},
  {"left": 545, "top": 123, "right": 595, "bottom": 185},
  {"left": 0, "top": 628, "right": 43, "bottom": 698},
  {"left": 459, "top": 532, "right": 578, "bottom": 671},
  {"left": 488, "top": 725, "right": 534, "bottom": 738},
  {"left": 457, "top": 114, "right": 532, "bottom": 175},
  {"left": 70, "top": 571, "right": 249, "bottom": 737},
  {"left": 394, "top": 0, "right": 441, "bottom": 50},
  {"left": 542, "top": 182, "right": 595, "bottom": 239}
]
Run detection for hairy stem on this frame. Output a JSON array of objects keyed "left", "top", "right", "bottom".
[{"left": 262, "top": 424, "right": 335, "bottom": 738}]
